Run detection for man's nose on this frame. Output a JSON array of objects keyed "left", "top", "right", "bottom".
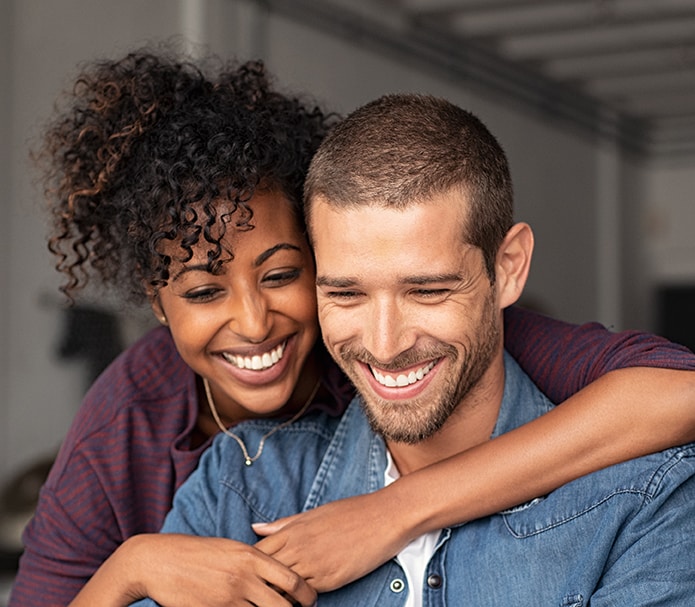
[
  {"left": 362, "top": 297, "right": 416, "bottom": 364},
  {"left": 227, "top": 292, "right": 271, "bottom": 343}
]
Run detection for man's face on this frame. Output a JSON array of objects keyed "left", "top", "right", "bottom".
[{"left": 312, "top": 192, "right": 503, "bottom": 444}]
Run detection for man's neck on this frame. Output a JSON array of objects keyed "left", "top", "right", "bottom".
[{"left": 387, "top": 354, "right": 506, "bottom": 476}]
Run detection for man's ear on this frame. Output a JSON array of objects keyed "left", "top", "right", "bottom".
[
  {"left": 149, "top": 294, "right": 168, "bottom": 326},
  {"left": 495, "top": 222, "right": 534, "bottom": 309}
]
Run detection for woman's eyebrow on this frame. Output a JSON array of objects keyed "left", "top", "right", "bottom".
[
  {"left": 254, "top": 243, "right": 301, "bottom": 267},
  {"left": 171, "top": 243, "right": 302, "bottom": 281},
  {"left": 171, "top": 264, "right": 212, "bottom": 281}
]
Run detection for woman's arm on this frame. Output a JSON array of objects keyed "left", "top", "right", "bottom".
[
  {"left": 503, "top": 305, "right": 695, "bottom": 402},
  {"left": 68, "top": 534, "right": 316, "bottom": 607},
  {"left": 255, "top": 308, "right": 695, "bottom": 592},
  {"left": 68, "top": 436, "right": 317, "bottom": 607}
]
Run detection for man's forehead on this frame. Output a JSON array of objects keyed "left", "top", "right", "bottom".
[
  {"left": 312, "top": 197, "right": 481, "bottom": 280},
  {"left": 309, "top": 192, "right": 469, "bottom": 235}
]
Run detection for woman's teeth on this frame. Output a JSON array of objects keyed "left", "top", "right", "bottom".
[
  {"left": 371, "top": 361, "right": 436, "bottom": 387},
  {"left": 222, "top": 342, "right": 286, "bottom": 370}
]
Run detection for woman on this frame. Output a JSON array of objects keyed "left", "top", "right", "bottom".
[{"left": 10, "top": 49, "right": 695, "bottom": 607}]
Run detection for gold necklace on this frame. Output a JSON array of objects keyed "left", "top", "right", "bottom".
[{"left": 203, "top": 376, "right": 321, "bottom": 466}]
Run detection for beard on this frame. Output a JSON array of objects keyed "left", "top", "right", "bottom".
[{"left": 334, "top": 295, "right": 500, "bottom": 445}]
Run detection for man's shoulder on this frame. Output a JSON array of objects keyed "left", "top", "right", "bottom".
[
  {"left": 205, "top": 407, "right": 348, "bottom": 502},
  {"left": 213, "top": 405, "right": 347, "bottom": 461},
  {"left": 211, "top": 397, "right": 371, "bottom": 473},
  {"left": 199, "top": 398, "right": 378, "bottom": 523},
  {"left": 503, "top": 442, "right": 695, "bottom": 537}
]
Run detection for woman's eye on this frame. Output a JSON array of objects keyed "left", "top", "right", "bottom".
[
  {"left": 182, "top": 287, "right": 223, "bottom": 302},
  {"left": 263, "top": 269, "right": 301, "bottom": 287}
]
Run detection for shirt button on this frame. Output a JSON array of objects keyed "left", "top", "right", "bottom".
[
  {"left": 390, "top": 578, "right": 406, "bottom": 593},
  {"left": 427, "top": 574, "right": 443, "bottom": 589}
]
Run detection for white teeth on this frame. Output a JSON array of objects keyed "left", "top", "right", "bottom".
[
  {"left": 222, "top": 342, "right": 286, "bottom": 371},
  {"left": 372, "top": 361, "right": 436, "bottom": 388}
]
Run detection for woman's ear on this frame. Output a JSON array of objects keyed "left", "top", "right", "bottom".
[
  {"left": 149, "top": 295, "right": 168, "bottom": 326},
  {"left": 495, "top": 222, "right": 534, "bottom": 310}
]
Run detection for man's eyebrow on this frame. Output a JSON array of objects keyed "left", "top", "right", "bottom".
[
  {"left": 316, "top": 276, "right": 357, "bottom": 288},
  {"left": 404, "top": 273, "right": 463, "bottom": 285},
  {"left": 316, "top": 273, "right": 463, "bottom": 288},
  {"left": 171, "top": 243, "right": 301, "bottom": 281}
]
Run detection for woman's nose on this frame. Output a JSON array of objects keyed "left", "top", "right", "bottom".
[{"left": 227, "top": 292, "right": 271, "bottom": 342}]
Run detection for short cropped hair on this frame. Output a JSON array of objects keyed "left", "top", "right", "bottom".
[{"left": 304, "top": 94, "right": 513, "bottom": 280}]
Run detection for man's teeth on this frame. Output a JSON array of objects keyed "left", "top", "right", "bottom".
[
  {"left": 371, "top": 361, "right": 436, "bottom": 387},
  {"left": 222, "top": 342, "right": 286, "bottom": 370}
]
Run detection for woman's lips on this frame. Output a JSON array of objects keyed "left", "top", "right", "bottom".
[
  {"left": 221, "top": 340, "right": 286, "bottom": 371},
  {"left": 215, "top": 336, "right": 297, "bottom": 387}
]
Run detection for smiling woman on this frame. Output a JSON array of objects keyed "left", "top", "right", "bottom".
[
  {"left": 10, "top": 47, "right": 695, "bottom": 607},
  {"left": 150, "top": 191, "right": 321, "bottom": 426},
  {"left": 15, "top": 48, "right": 339, "bottom": 607}
]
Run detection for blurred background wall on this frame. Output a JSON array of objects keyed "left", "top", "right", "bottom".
[{"left": 1, "top": 0, "right": 694, "bottom": 508}]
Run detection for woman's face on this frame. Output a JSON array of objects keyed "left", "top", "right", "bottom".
[{"left": 152, "top": 190, "right": 320, "bottom": 422}]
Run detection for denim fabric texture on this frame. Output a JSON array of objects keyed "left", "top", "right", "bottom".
[{"left": 132, "top": 352, "right": 695, "bottom": 606}]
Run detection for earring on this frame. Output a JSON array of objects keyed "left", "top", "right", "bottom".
[{"left": 157, "top": 314, "right": 168, "bottom": 326}]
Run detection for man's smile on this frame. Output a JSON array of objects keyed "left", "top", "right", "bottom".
[{"left": 370, "top": 360, "right": 437, "bottom": 387}]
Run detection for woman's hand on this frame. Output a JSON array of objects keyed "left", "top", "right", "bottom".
[
  {"left": 69, "top": 533, "right": 316, "bottom": 607},
  {"left": 254, "top": 489, "right": 412, "bottom": 593}
]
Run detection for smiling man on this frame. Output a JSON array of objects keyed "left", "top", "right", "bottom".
[
  {"left": 311, "top": 192, "right": 519, "bottom": 468},
  {"left": 298, "top": 94, "right": 695, "bottom": 604},
  {"left": 133, "top": 94, "right": 695, "bottom": 606}
]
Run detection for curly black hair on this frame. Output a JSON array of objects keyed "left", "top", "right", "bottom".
[{"left": 36, "top": 48, "right": 338, "bottom": 303}]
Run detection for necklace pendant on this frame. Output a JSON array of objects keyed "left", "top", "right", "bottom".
[{"left": 244, "top": 458, "right": 253, "bottom": 466}]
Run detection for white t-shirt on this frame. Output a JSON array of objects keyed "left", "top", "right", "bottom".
[{"left": 385, "top": 451, "right": 441, "bottom": 607}]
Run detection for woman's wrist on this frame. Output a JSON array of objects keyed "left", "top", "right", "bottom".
[
  {"left": 68, "top": 534, "right": 154, "bottom": 607},
  {"left": 382, "top": 471, "right": 451, "bottom": 545},
  {"left": 112, "top": 534, "right": 154, "bottom": 601}
]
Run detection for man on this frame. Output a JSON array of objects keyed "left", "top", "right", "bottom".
[{"left": 138, "top": 94, "right": 695, "bottom": 605}]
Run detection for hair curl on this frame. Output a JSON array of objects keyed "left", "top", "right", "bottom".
[{"left": 37, "top": 48, "right": 338, "bottom": 303}]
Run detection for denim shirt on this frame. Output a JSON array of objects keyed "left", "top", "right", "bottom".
[{"left": 133, "top": 353, "right": 695, "bottom": 606}]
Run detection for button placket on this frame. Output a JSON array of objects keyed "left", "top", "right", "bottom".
[{"left": 427, "top": 573, "right": 443, "bottom": 589}]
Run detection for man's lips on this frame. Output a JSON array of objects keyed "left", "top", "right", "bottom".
[
  {"left": 356, "top": 357, "right": 442, "bottom": 401},
  {"left": 370, "top": 360, "right": 437, "bottom": 387}
]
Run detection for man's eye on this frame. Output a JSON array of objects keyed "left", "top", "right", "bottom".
[
  {"left": 263, "top": 269, "right": 301, "bottom": 287},
  {"left": 413, "top": 289, "right": 450, "bottom": 298},
  {"left": 327, "top": 290, "right": 362, "bottom": 300}
]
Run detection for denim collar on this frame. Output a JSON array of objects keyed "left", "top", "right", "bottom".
[{"left": 304, "top": 351, "right": 554, "bottom": 511}]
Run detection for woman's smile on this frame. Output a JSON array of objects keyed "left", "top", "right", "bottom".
[{"left": 153, "top": 190, "right": 320, "bottom": 421}]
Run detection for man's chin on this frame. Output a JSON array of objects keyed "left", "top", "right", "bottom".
[{"left": 359, "top": 395, "right": 445, "bottom": 444}]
